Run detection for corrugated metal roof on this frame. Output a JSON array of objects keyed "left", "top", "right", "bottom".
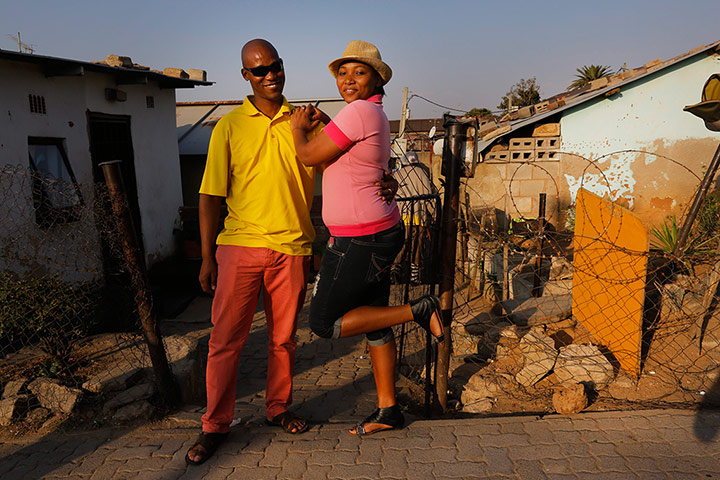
[
  {"left": 176, "top": 98, "right": 347, "bottom": 155},
  {"left": 0, "top": 48, "right": 212, "bottom": 89},
  {"left": 477, "top": 39, "right": 720, "bottom": 153}
]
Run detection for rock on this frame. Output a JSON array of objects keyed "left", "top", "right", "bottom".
[
  {"left": 0, "top": 395, "right": 31, "bottom": 426},
  {"left": 106, "top": 54, "right": 133, "bottom": 68},
  {"left": 451, "top": 328, "right": 479, "bottom": 356},
  {"left": 566, "top": 319, "right": 596, "bottom": 345},
  {"left": 549, "top": 256, "right": 573, "bottom": 280},
  {"left": 543, "top": 279, "right": 573, "bottom": 296},
  {"left": 516, "top": 362, "right": 555, "bottom": 387},
  {"left": 103, "top": 383, "right": 156, "bottom": 412},
  {"left": 554, "top": 344, "right": 614, "bottom": 388},
  {"left": 82, "top": 365, "right": 145, "bottom": 394},
  {"left": 661, "top": 283, "right": 685, "bottom": 315},
  {"left": 501, "top": 294, "right": 572, "bottom": 326},
  {"left": 26, "top": 407, "right": 52, "bottom": 425},
  {"left": 515, "top": 327, "right": 558, "bottom": 387},
  {"left": 675, "top": 274, "right": 705, "bottom": 292},
  {"left": 466, "top": 373, "right": 503, "bottom": 398},
  {"left": 462, "top": 396, "right": 493, "bottom": 413},
  {"left": 607, "top": 374, "right": 636, "bottom": 400},
  {"left": 28, "top": 378, "right": 82, "bottom": 414},
  {"left": 187, "top": 69, "right": 207, "bottom": 82},
  {"left": 498, "top": 324, "right": 519, "bottom": 340},
  {"left": 552, "top": 383, "right": 588, "bottom": 414},
  {"left": 39, "top": 414, "right": 67, "bottom": 433},
  {"left": 3, "top": 377, "right": 29, "bottom": 399},
  {"left": 163, "top": 68, "right": 189, "bottom": 79},
  {"left": 112, "top": 400, "right": 154, "bottom": 423},
  {"left": 545, "top": 317, "right": 576, "bottom": 336},
  {"left": 494, "top": 337, "right": 524, "bottom": 374}
]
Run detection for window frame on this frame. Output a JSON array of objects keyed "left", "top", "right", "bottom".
[{"left": 27, "top": 137, "right": 84, "bottom": 228}]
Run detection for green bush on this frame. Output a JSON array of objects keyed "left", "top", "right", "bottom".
[{"left": 0, "top": 272, "right": 99, "bottom": 370}]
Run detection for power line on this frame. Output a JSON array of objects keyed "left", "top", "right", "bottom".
[{"left": 408, "top": 94, "right": 466, "bottom": 114}]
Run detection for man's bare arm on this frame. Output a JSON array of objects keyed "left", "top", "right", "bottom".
[{"left": 198, "top": 193, "right": 223, "bottom": 295}]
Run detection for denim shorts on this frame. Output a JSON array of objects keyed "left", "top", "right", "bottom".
[{"left": 309, "top": 222, "right": 405, "bottom": 346}]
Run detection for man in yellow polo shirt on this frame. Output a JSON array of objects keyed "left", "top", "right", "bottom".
[{"left": 186, "top": 39, "right": 396, "bottom": 465}]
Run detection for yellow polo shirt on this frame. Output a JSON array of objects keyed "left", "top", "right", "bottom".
[{"left": 199, "top": 96, "right": 315, "bottom": 256}]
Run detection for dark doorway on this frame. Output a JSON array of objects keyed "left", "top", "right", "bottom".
[
  {"left": 87, "top": 112, "right": 144, "bottom": 249},
  {"left": 87, "top": 112, "right": 143, "bottom": 332}
]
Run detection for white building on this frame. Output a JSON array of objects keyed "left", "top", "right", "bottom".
[
  {"left": 473, "top": 40, "right": 720, "bottom": 229},
  {"left": 0, "top": 49, "right": 210, "bottom": 277}
]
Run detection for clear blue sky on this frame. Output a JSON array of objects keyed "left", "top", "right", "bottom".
[{"left": 3, "top": 1, "right": 719, "bottom": 120}]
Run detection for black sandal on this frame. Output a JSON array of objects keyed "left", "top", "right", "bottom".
[
  {"left": 185, "top": 432, "right": 228, "bottom": 465},
  {"left": 353, "top": 405, "right": 405, "bottom": 436},
  {"left": 410, "top": 295, "right": 444, "bottom": 344},
  {"left": 266, "top": 411, "right": 309, "bottom": 434}
]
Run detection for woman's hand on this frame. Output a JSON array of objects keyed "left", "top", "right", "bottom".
[
  {"left": 376, "top": 170, "right": 398, "bottom": 204},
  {"left": 290, "top": 105, "right": 318, "bottom": 133}
]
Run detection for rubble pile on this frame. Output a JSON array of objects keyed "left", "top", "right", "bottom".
[{"left": 451, "top": 252, "right": 720, "bottom": 415}]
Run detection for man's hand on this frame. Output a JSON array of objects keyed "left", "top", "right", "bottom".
[
  {"left": 309, "top": 105, "right": 331, "bottom": 125},
  {"left": 199, "top": 258, "right": 218, "bottom": 296},
  {"left": 376, "top": 170, "right": 399, "bottom": 204}
]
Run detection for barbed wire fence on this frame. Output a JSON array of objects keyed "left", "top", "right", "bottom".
[
  {"left": 446, "top": 147, "right": 720, "bottom": 415},
  {"left": 0, "top": 164, "right": 181, "bottom": 431},
  {"left": 3, "top": 139, "right": 720, "bottom": 427}
]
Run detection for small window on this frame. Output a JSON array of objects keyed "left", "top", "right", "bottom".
[
  {"left": 146, "top": 96, "right": 155, "bottom": 108},
  {"left": 28, "top": 137, "right": 82, "bottom": 227},
  {"left": 28, "top": 94, "right": 47, "bottom": 114}
]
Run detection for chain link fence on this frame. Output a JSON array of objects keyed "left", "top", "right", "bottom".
[
  {"left": 0, "top": 165, "right": 178, "bottom": 432},
  {"left": 449, "top": 150, "right": 720, "bottom": 415},
  {"left": 4, "top": 142, "right": 720, "bottom": 427}
]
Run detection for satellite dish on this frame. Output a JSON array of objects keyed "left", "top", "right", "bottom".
[
  {"left": 428, "top": 126, "right": 436, "bottom": 138},
  {"left": 433, "top": 138, "right": 444, "bottom": 156}
]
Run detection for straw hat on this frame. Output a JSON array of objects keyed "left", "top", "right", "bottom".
[
  {"left": 684, "top": 74, "right": 720, "bottom": 131},
  {"left": 328, "top": 40, "right": 392, "bottom": 85}
]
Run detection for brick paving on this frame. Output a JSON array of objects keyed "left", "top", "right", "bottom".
[{"left": 3, "top": 296, "right": 720, "bottom": 478}]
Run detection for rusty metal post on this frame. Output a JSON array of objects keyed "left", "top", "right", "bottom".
[
  {"left": 674, "top": 143, "right": 720, "bottom": 255},
  {"left": 100, "top": 160, "right": 179, "bottom": 407},
  {"left": 532, "top": 193, "right": 547, "bottom": 297},
  {"left": 436, "top": 115, "right": 469, "bottom": 411}
]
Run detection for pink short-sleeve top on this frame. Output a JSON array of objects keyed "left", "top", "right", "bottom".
[{"left": 322, "top": 95, "right": 400, "bottom": 237}]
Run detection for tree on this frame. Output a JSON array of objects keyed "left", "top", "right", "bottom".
[
  {"left": 497, "top": 77, "right": 541, "bottom": 111},
  {"left": 465, "top": 107, "right": 495, "bottom": 119},
  {"left": 568, "top": 65, "right": 613, "bottom": 90}
]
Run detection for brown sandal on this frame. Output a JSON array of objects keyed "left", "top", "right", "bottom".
[
  {"left": 266, "top": 411, "right": 309, "bottom": 434},
  {"left": 185, "top": 432, "right": 228, "bottom": 465}
]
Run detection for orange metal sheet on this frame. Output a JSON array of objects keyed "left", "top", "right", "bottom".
[{"left": 572, "top": 188, "right": 648, "bottom": 377}]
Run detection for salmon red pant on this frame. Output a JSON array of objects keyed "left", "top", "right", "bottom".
[{"left": 201, "top": 245, "right": 310, "bottom": 434}]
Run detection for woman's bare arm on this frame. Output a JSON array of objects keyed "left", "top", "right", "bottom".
[{"left": 290, "top": 106, "right": 342, "bottom": 166}]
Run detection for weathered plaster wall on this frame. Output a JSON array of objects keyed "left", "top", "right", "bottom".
[
  {"left": 0, "top": 58, "right": 183, "bottom": 268},
  {"left": 560, "top": 53, "right": 720, "bottom": 228},
  {"left": 465, "top": 160, "right": 562, "bottom": 229}
]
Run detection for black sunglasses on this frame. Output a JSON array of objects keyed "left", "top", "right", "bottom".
[{"left": 243, "top": 59, "right": 284, "bottom": 77}]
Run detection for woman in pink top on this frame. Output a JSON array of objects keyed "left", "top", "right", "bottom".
[{"left": 291, "top": 41, "right": 443, "bottom": 436}]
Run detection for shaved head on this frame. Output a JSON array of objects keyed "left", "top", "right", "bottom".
[
  {"left": 240, "top": 38, "right": 285, "bottom": 115},
  {"left": 241, "top": 39, "right": 278, "bottom": 68}
]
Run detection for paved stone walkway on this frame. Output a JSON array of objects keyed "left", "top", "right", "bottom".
[{"left": 3, "top": 297, "right": 720, "bottom": 479}]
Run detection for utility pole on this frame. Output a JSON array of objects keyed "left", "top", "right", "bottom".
[{"left": 399, "top": 87, "right": 409, "bottom": 137}]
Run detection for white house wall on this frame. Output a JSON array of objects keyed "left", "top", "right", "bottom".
[
  {"left": 0, "top": 58, "right": 183, "bottom": 270},
  {"left": 560, "top": 53, "right": 720, "bottom": 226},
  {"left": 83, "top": 71, "right": 184, "bottom": 264}
]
